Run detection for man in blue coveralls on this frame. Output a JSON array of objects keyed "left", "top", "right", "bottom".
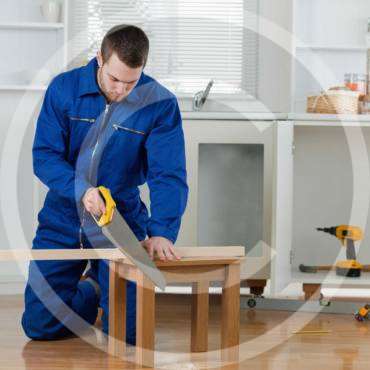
[{"left": 21, "top": 24, "right": 188, "bottom": 344}]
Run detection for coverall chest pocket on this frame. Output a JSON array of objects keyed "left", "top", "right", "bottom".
[
  {"left": 68, "top": 113, "right": 98, "bottom": 158},
  {"left": 106, "top": 122, "right": 148, "bottom": 173},
  {"left": 111, "top": 123, "right": 147, "bottom": 152},
  {"left": 69, "top": 116, "right": 96, "bottom": 124},
  {"left": 112, "top": 123, "right": 146, "bottom": 136}
]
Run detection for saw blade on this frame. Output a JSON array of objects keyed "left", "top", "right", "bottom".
[{"left": 102, "top": 211, "right": 167, "bottom": 290}]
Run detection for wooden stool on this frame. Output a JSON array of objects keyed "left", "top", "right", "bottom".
[{"left": 108, "top": 257, "right": 242, "bottom": 368}]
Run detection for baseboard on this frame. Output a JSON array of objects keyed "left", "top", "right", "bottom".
[{"left": 240, "top": 296, "right": 367, "bottom": 315}]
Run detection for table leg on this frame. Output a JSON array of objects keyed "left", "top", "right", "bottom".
[
  {"left": 242, "top": 279, "right": 267, "bottom": 296},
  {"left": 136, "top": 271, "right": 155, "bottom": 367},
  {"left": 221, "top": 263, "right": 240, "bottom": 364},
  {"left": 303, "top": 283, "right": 322, "bottom": 300},
  {"left": 191, "top": 281, "right": 209, "bottom": 352},
  {"left": 108, "top": 260, "right": 126, "bottom": 357}
]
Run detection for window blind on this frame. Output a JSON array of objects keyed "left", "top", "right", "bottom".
[{"left": 70, "top": 0, "right": 259, "bottom": 96}]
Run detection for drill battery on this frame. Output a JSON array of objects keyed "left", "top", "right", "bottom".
[{"left": 317, "top": 226, "right": 363, "bottom": 278}]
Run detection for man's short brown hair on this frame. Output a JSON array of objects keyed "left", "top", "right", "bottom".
[{"left": 101, "top": 24, "right": 149, "bottom": 68}]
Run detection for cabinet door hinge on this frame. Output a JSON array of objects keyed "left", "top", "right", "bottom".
[
  {"left": 292, "top": 141, "right": 296, "bottom": 155},
  {"left": 289, "top": 250, "right": 294, "bottom": 265}
]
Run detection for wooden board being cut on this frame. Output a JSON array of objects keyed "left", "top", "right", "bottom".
[
  {"left": 0, "top": 248, "right": 126, "bottom": 261},
  {"left": 0, "top": 246, "right": 245, "bottom": 262}
]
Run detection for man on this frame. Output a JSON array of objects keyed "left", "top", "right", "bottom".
[{"left": 21, "top": 25, "right": 188, "bottom": 344}]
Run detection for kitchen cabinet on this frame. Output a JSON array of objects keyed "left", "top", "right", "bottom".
[
  {"left": 143, "top": 115, "right": 370, "bottom": 297},
  {"left": 280, "top": 116, "right": 370, "bottom": 296},
  {"left": 169, "top": 119, "right": 293, "bottom": 295}
]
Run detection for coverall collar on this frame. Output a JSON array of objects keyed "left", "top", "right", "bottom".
[
  {"left": 78, "top": 58, "right": 101, "bottom": 97},
  {"left": 78, "top": 57, "right": 144, "bottom": 104}
]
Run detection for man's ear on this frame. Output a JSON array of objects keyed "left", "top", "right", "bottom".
[{"left": 96, "top": 51, "right": 103, "bottom": 68}]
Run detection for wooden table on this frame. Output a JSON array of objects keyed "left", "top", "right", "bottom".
[{"left": 108, "top": 256, "right": 243, "bottom": 368}]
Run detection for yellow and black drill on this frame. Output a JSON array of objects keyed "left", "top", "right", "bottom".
[{"left": 317, "top": 225, "right": 363, "bottom": 277}]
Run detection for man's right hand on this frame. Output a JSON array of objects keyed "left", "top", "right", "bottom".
[{"left": 82, "top": 187, "right": 106, "bottom": 217}]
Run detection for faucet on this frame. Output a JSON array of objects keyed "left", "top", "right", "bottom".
[{"left": 192, "top": 79, "right": 214, "bottom": 111}]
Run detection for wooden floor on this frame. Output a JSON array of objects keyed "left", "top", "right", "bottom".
[{"left": 1, "top": 294, "right": 370, "bottom": 369}]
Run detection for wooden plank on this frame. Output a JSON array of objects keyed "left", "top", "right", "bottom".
[
  {"left": 175, "top": 246, "right": 245, "bottom": 257},
  {"left": 221, "top": 262, "right": 240, "bottom": 364},
  {"left": 155, "top": 256, "right": 245, "bottom": 267},
  {"left": 191, "top": 281, "right": 209, "bottom": 352},
  {"left": 0, "top": 246, "right": 245, "bottom": 262},
  {"left": 0, "top": 248, "right": 126, "bottom": 261},
  {"left": 108, "top": 261, "right": 126, "bottom": 358},
  {"left": 136, "top": 271, "right": 155, "bottom": 368}
]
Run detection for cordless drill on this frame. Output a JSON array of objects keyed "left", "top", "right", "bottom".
[{"left": 317, "top": 225, "right": 363, "bottom": 277}]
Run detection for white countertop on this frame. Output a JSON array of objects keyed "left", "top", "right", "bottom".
[
  {"left": 292, "top": 270, "right": 370, "bottom": 287},
  {"left": 289, "top": 113, "right": 370, "bottom": 123},
  {"left": 181, "top": 111, "right": 287, "bottom": 121},
  {"left": 181, "top": 111, "right": 370, "bottom": 124}
]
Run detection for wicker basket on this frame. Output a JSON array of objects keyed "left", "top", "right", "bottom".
[{"left": 307, "top": 87, "right": 360, "bottom": 114}]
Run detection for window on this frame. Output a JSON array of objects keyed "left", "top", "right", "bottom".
[{"left": 70, "top": 0, "right": 259, "bottom": 97}]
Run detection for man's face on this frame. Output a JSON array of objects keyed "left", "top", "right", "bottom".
[{"left": 96, "top": 51, "right": 143, "bottom": 103}]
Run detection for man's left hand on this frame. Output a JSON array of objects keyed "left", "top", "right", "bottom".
[{"left": 141, "top": 237, "right": 180, "bottom": 261}]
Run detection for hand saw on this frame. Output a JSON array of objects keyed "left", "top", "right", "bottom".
[{"left": 92, "top": 186, "right": 167, "bottom": 290}]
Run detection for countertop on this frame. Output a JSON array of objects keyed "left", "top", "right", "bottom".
[{"left": 181, "top": 111, "right": 370, "bottom": 124}]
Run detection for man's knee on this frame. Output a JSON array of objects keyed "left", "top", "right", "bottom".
[{"left": 21, "top": 306, "right": 71, "bottom": 340}]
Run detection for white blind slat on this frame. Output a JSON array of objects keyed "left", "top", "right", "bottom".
[{"left": 70, "top": 0, "right": 258, "bottom": 96}]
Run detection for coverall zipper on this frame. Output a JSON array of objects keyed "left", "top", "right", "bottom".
[{"left": 79, "top": 103, "right": 112, "bottom": 249}]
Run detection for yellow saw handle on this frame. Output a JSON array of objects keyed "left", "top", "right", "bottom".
[{"left": 94, "top": 186, "right": 116, "bottom": 227}]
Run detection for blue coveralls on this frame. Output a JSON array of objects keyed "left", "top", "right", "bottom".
[{"left": 21, "top": 58, "right": 188, "bottom": 342}]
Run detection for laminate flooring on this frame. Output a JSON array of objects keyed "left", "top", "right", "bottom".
[{"left": 0, "top": 294, "right": 369, "bottom": 369}]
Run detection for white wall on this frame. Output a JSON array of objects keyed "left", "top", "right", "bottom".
[
  {"left": 258, "top": 0, "right": 294, "bottom": 113},
  {"left": 0, "top": 0, "right": 66, "bottom": 293}
]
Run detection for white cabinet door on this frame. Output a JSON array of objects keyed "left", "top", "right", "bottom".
[
  {"left": 180, "top": 120, "right": 275, "bottom": 280},
  {"left": 270, "top": 121, "right": 294, "bottom": 293}
]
